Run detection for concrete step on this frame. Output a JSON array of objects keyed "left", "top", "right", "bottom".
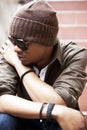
[
  {"left": 49, "top": 1, "right": 87, "bottom": 11},
  {"left": 57, "top": 12, "right": 87, "bottom": 25},
  {"left": 49, "top": 0, "right": 87, "bottom": 47}
]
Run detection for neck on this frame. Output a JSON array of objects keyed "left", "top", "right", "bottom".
[{"left": 37, "top": 46, "right": 54, "bottom": 70}]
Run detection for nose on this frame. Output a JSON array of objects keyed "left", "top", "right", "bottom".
[{"left": 14, "top": 45, "right": 22, "bottom": 52}]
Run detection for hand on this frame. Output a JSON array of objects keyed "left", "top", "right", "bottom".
[
  {"left": 0, "top": 40, "right": 21, "bottom": 66},
  {"left": 53, "top": 105, "right": 87, "bottom": 130}
]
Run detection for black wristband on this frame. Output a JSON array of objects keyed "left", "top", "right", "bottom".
[
  {"left": 39, "top": 103, "right": 47, "bottom": 122},
  {"left": 20, "top": 69, "right": 35, "bottom": 86},
  {"left": 46, "top": 103, "right": 55, "bottom": 122}
]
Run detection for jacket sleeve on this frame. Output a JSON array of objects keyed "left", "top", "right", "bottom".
[
  {"left": 54, "top": 42, "right": 87, "bottom": 108},
  {"left": 0, "top": 55, "right": 19, "bottom": 96}
]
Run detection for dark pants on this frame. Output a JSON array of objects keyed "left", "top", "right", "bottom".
[{"left": 0, "top": 114, "right": 62, "bottom": 130}]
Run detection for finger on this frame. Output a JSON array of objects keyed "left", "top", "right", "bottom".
[
  {"left": 0, "top": 48, "right": 4, "bottom": 55},
  {"left": 6, "top": 39, "right": 14, "bottom": 48},
  {"left": 5, "top": 39, "right": 11, "bottom": 45},
  {"left": 2, "top": 40, "right": 11, "bottom": 49},
  {"left": 1, "top": 44, "right": 7, "bottom": 50}
]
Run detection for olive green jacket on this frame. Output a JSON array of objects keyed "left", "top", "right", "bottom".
[{"left": 0, "top": 42, "right": 87, "bottom": 109}]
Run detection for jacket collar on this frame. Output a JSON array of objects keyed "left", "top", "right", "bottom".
[{"left": 50, "top": 40, "right": 62, "bottom": 66}]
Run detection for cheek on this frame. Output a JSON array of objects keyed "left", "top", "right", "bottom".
[
  {"left": 25, "top": 48, "right": 44, "bottom": 62},
  {"left": 24, "top": 52, "right": 38, "bottom": 62}
]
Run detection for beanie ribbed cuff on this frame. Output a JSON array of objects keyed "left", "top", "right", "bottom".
[{"left": 9, "top": 16, "right": 58, "bottom": 46}]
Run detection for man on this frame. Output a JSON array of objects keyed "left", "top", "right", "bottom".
[{"left": 0, "top": 0, "right": 87, "bottom": 130}]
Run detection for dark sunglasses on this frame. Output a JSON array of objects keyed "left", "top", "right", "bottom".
[{"left": 8, "top": 36, "right": 28, "bottom": 50}]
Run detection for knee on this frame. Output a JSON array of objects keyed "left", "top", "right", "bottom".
[{"left": 0, "top": 114, "right": 20, "bottom": 130}]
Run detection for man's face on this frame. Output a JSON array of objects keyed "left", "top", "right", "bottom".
[
  {"left": 14, "top": 43, "right": 49, "bottom": 67},
  {"left": 13, "top": 42, "right": 49, "bottom": 67},
  {"left": 8, "top": 36, "right": 53, "bottom": 68}
]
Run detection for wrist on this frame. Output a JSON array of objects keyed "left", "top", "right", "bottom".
[
  {"left": 20, "top": 69, "right": 35, "bottom": 86},
  {"left": 51, "top": 105, "right": 64, "bottom": 121},
  {"left": 14, "top": 62, "right": 31, "bottom": 77},
  {"left": 46, "top": 103, "right": 55, "bottom": 122},
  {"left": 40, "top": 104, "right": 48, "bottom": 119},
  {"left": 40, "top": 103, "right": 56, "bottom": 122},
  {"left": 13, "top": 60, "right": 22, "bottom": 68}
]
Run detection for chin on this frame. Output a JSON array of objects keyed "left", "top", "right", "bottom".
[
  {"left": 22, "top": 62, "right": 35, "bottom": 67},
  {"left": 21, "top": 61, "right": 28, "bottom": 66}
]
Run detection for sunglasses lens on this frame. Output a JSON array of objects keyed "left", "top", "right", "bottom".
[
  {"left": 8, "top": 36, "right": 27, "bottom": 50},
  {"left": 16, "top": 40, "right": 27, "bottom": 50}
]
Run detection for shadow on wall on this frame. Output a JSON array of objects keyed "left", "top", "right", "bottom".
[{"left": 0, "top": 0, "right": 32, "bottom": 47}]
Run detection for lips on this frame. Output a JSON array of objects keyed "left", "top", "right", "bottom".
[
  {"left": 18, "top": 55, "right": 25, "bottom": 61},
  {"left": 19, "top": 57, "right": 24, "bottom": 60}
]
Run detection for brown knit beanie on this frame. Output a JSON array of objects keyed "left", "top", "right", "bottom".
[{"left": 9, "top": 0, "right": 58, "bottom": 46}]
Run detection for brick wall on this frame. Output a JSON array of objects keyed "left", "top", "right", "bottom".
[{"left": 49, "top": 0, "right": 87, "bottom": 112}]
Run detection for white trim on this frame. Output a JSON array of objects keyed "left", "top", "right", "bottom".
[
  {"left": 59, "top": 24, "right": 87, "bottom": 27},
  {"left": 60, "top": 39, "right": 87, "bottom": 43},
  {"left": 57, "top": 11, "right": 87, "bottom": 14}
]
